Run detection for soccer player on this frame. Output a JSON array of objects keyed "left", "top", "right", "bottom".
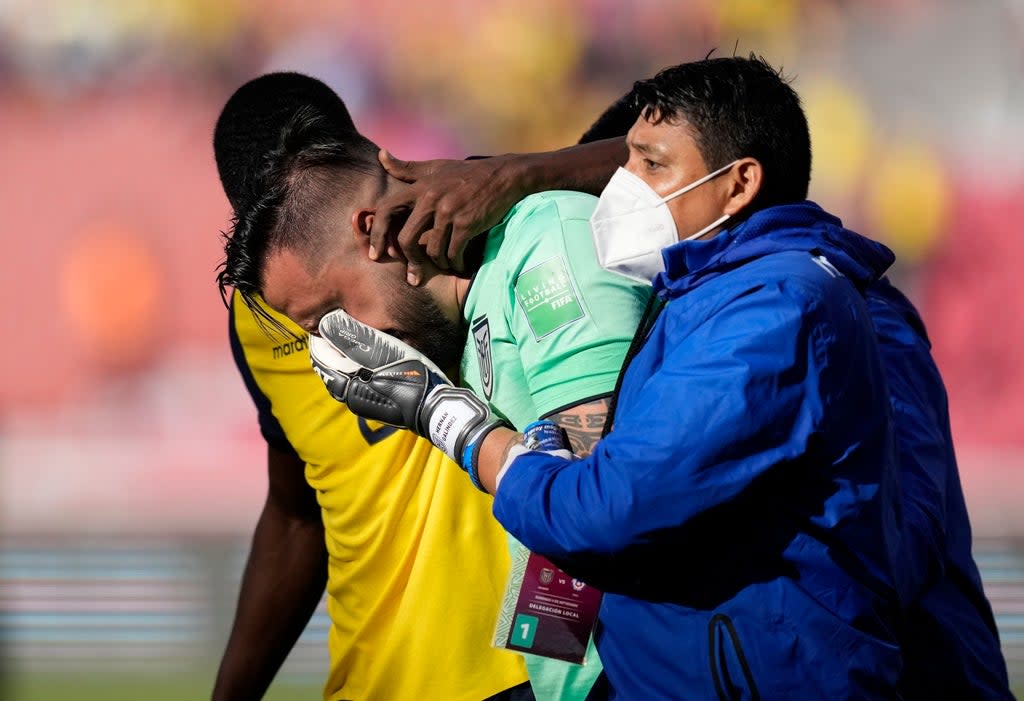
[
  {"left": 210, "top": 75, "right": 530, "bottom": 701},
  {"left": 214, "top": 72, "right": 653, "bottom": 701}
]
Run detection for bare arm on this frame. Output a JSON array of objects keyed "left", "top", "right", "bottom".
[
  {"left": 544, "top": 397, "right": 611, "bottom": 458},
  {"left": 369, "top": 137, "right": 627, "bottom": 283},
  {"left": 476, "top": 397, "right": 611, "bottom": 493},
  {"left": 211, "top": 445, "right": 326, "bottom": 701}
]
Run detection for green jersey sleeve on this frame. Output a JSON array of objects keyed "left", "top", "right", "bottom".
[{"left": 461, "top": 191, "right": 652, "bottom": 428}]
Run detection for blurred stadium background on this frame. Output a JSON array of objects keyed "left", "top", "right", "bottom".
[{"left": 1, "top": 0, "right": 1023, "bottom": 698}]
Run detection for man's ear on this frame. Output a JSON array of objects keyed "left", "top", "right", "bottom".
[
  {"left": 351, "top": 208, "right": 375, "bottom": 250},
  {"left": 724, "top": 157, "right": 763, "bottom": 216}
]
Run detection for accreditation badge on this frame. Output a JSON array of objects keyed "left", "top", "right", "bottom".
[{"left": 493, "top": 540, "right": 602, "bottom": 664}]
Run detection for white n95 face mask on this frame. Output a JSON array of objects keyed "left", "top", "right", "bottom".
[{"left": 590, "top": 160, "right": 738, "bottom": 283}]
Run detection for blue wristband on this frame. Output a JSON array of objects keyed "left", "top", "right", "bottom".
[
  {"left": 460, "top": 440, "right": 487, "bottom": 492},
  {"left": 460, "top": 422, "right": 507, "bottom": 493},
  {"left": 522, "top": 420, "right": 570, "bottom": 452}
]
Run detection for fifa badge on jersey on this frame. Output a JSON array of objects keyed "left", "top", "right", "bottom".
[
  {"left": 472, "top": 315, "right": 493, "bottom": 400},
  {"left": 514, "top": 256, "right": 585, "bottom": 340}
]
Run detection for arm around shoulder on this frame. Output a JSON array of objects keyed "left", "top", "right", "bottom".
[{"left": 492, "top": 286, "right": 833, "bottom": 559}]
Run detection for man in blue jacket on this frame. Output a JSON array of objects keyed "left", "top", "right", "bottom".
[
  {"left": 310, "top": 55, "right": 960, "bottom": 699},
  {"left": 355, "top": 57, "right": 1013, "bottom": 701}
]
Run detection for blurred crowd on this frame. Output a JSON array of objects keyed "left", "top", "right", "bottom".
[{"left": 1, "top": 0, "right": 1023, "bottom": 535}]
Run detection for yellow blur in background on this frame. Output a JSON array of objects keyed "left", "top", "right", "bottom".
[{"left": 2, "top": 0, "right": 1023, "bottom": 698}]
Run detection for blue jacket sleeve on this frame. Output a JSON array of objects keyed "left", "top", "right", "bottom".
[{"left": 493, "top": 281, "right": 834, "bottom": 560}]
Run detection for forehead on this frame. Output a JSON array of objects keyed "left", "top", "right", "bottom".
[
  {"left": 627, "top": 114, "right": 703, "bottom": 161},
  {"left": 261, "top": 244, "right": 402, "bottom": 334},
  {"left": 260, "top": 247, "right": 328, "bottom": 321}
]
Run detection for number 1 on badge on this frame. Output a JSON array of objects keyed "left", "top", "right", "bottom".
[{"left": 511, "top": 613, "right": 538, "bottom": 648}]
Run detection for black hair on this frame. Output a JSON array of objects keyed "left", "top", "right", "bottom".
[
  {"left": 577, "top": 89, "right": 639, "bottom": 145},
  {"left": 212, "top": 72, "right": 378, "bottom": 328},
  {"left": 630, "top": 54, "right": 811, "bottom": 209},
  {"left": 214, "top": 71, "right": 358, "bottom": 212}
]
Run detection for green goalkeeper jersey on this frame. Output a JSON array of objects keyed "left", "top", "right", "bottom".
[{"left": 460, "top": 190, "right": 652, "bottom": 701}]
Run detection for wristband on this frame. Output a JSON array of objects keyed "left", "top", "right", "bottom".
[
  {"left": 422, "top": 386, "right": 492, "bottom": 462},
  {"left": 522, "top": 420, "right": 570, "bottom": 452},
  {"left": 460, "top": 421, "right": 505, "bottom": 493},
  {"left": 495, "top": 423, "right": 575, "bottom": 492}
]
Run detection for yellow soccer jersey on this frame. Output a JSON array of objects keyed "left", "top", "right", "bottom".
[{"left": 230, "top": 293, "right": 527, "bottom": 701}]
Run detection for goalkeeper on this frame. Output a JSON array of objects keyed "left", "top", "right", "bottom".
[{"left": 216, "top": 72, "right": 652, "bottom": 701}]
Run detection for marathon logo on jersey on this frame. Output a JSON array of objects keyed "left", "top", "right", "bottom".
[
  {"left": 272, "top": 335, "right": 308, "bottom": 360},
  {"left": 472, "top": 315, "right": 494, "bottom": 400},
  {"left": 514, "top": 256, "right": 585, "bottom": 340}
]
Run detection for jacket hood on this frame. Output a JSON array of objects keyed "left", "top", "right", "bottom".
[{"left": 655, "top": 201, "right": 896, "bottom": 297}]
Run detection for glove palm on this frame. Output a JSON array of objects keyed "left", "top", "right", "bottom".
[{"left": 310, "top": 309, "right": 504, "bottom": 489}]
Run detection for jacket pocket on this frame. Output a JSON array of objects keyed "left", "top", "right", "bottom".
[{"left": 708, "top": 614, "right": 761, "bottom": 701}]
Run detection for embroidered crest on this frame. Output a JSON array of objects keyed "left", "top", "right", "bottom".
[{"left": 472, "top": 315, "right": 493, "bottom": 400}]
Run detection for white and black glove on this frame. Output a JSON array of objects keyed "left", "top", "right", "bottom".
[{"left": 309, "top": 308, "right": 506, "bottom": 490}]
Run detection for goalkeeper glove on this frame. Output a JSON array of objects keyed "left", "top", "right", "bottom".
[{"left": 309, "top": 308, "right": 506, "bottom": 490}]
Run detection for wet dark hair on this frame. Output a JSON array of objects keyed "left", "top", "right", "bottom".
[
  {"left": 580, "top": 54, "right": 811, "bottom": 211},
  {"left": 214, "top": 71, "right": 359, "bottom": 211},
  {"left": 631, "top": 53, "right": 811, "bottom": 209},
  {"left": 212, "top": 72, "right": 378, "bottom": 329}
]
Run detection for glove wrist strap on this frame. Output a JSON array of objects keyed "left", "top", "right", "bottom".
[{"left": 460, "top": 420, "right": 506, "bottom": 492}]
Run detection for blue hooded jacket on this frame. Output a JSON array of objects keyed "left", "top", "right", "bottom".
[
  {"left": 496, "top": 202, "right": 908, "bottom": 700},
  {"left": 867, "top": 278, "right": 1011, "bottom": 700},
  {"left": 660, "top": 202, "right": 1011, "bottom": 698}
]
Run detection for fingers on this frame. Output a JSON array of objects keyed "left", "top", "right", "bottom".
[
  {"left": 318, "top": 310, "right": 400, "bottom": 370},
  {"left": 379, "top": 148, "right": 435, "bottom": 183},
  {"left": 404, "top": 258, "right": 423, "bottom": 287},
  {"left": 309, "top": 333, "right": 362, "bottom": 373},
  {"left": 318, "top": 309, "right": 432, "bottom": 372},
  {"left": 393, "top": 206, "right": 436, "bottom": 285},
  {"left": 379, "top": 149, "right": 412, "bottom": 183},
  {"left": 371, "top": 151, "right": 488, "bottom": 282},
  {"left": 311, "top": 360, "right": 351, "bottom": 403},
  {"left": 447, "top": 217, "right": 473, "bottom": 273},
  {"left": 309, "top": 336, "right": 356, "bottom": 403},
  {"left": 370, "top": 149, "right": 422, "bottom": 260},
  {"left": 423, "top": 221, "right": 453, "bottom": 272},
  {"left": 368, "top": 199, "right": 409, "bottom": 261},
  {"left": 404, "top": 212, "right": 472, "bottom": 281}
]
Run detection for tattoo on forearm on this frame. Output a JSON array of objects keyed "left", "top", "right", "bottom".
[
  {"left": 550, "top": 398, "right": 611, "bottom": 458},
  {"left": 500, "top": 433, "right": 522, "bottom": 470}
]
